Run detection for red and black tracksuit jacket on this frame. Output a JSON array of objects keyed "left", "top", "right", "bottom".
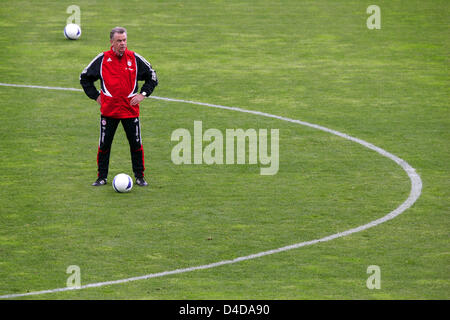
[
  {"left": 80, "top": 48, "right": 158, "bottom": 179},
  {"left": 80, "top": 47, "right": 158, "bottom": 118}
]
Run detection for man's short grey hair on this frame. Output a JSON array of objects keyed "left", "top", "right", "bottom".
[{"left": 110, "top": 27, "right": 127, "bottom": 40}]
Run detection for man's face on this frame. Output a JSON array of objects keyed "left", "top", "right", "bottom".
[{"left": 110, "top": 32, "right": 127, "bottom": 56}]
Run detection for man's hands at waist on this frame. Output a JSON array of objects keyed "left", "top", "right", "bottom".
[
  {"left": 96, "top": 93, "right": 146, "bottom": 106},
  {"left": 130, "top": 93, "right": 145, "bottom": 106}
]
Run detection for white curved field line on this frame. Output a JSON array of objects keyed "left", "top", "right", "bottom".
[{"left": 0, "top": 83, "right": 422, "bottom": 299}]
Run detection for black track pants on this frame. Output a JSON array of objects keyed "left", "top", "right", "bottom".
[{"left": 97, "top": 115, "right": 145, "bottom": 179}]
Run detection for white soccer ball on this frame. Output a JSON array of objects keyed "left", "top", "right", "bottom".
[
  {"left": 113, "top": 173, "right": 133, "bottom": 193},
  {"left": 64, "top": 23, "right": 81, "bottom": 40}
]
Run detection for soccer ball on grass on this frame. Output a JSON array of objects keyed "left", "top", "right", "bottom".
[
  {"left": 64, "top": 23, "right": 81, "bottom": 40},
  {"left": 113, "top": 173, "right": 133, "bottom": 193}
]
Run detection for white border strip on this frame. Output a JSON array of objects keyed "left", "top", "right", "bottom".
[
  {"left": 0, "top": 83, "right": 83, "bottom": 92},
  {"left": 0, "top": 83, "right": 422, "bottom": 299}
]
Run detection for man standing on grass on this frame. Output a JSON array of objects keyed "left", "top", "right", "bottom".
[{"left": 80, "top": 27, "right": 158, "bottom": 187}]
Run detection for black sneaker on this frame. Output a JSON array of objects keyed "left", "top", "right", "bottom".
[
  {"left": 135, "top": 177, "right": 148, "bottom": 187},
  {"left": 92, "top": 177, "right": 107, "bottom": 186}
]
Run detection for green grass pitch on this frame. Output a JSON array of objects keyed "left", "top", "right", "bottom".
[{"left": 0, "top": 0, "right": 448, "bottom": 299}]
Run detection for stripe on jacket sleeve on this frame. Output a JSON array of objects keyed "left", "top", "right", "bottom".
[
  {"left": 135, "top": 52, "right": 157, "bottom": 81},
  {"left": 80, "top": 52, "right": 104, "bottom": 77}
]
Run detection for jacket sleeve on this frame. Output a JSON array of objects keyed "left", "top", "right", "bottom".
[
  {"left": 135, "top": 53, "right": 158, "bottom": 96},
  {"left": 80, "top": 53, "right": 103, "bottom": 101}
]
